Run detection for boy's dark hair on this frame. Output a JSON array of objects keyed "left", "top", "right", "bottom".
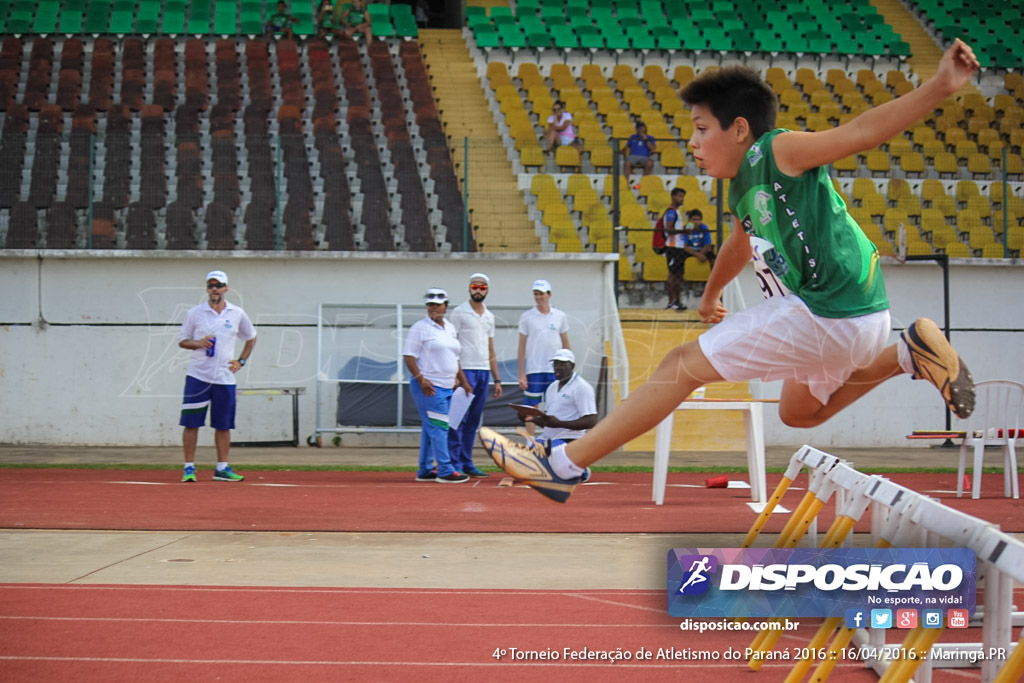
[
  {"left": 689, "top": 208, "right": 703, "bottom": 219},
  {"left": 670, "top": 187, "right": 685, "bottom": 198},
  {"left": 680, "top": 66, "right": 778, "bottom": 140}
]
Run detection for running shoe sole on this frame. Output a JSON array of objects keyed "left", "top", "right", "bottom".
[
  {"left": 182, "top": 472, "right": 196, "bottom": 483},
  {"left": 213, "top": 472, "right": 244, "bottom": 482},
  {"left": 478, "top": 427, "right": 579, "bottom": 503},
  {"left": 902, "top": 318, "right": 975, "bottom": 419}
]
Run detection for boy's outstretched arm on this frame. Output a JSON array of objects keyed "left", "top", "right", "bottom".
[
  {"left": 698, "top": 218, "right": 752, "bottom": 323},
  {"left": 773, "top": 39, "right": 979, "bottom": 176}
]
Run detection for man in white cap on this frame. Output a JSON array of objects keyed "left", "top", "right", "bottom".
[
  {"left": 447, "top": 273, "right": 503, "bottom": 478},
  {"left": 517, "top": 279, "right": 570, "bottom": 434},
  {"left": 524, "top": 349, "right": 597, "bottom": 453},
  {"left": 176, "top": 270, "right": 257, "bottom": 482}
]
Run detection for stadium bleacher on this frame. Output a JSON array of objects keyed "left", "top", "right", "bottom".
[{"left": 0, "top": 0, "right": 1020, "bottom": 279}]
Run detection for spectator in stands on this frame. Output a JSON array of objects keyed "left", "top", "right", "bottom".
[
  {"left": 543, "top": 100, "right": 580, "bottom": 154},
  {"left": 265, "top": 1, "right": 298, "bottom": 40},
  {"left": 447, "top": 273, "right": 503, "bottom": 478},
  {"left": 403, "top": 288, "right": 471, "bottom": 484},
  {"left": 626, "top": 121, "right": 657, "bottom": 178},
  {"left": 660, "top": 187, "right": 689, "bottom": 311},
  {"left": 341, "top": 0, "right": 374, "bottom": 42},
  {"left": 176, "top": 270, "right": 257, "bottom": 483},
  {"left": 480, "top": 40, "right": 981, "bottom": 504},
  {"left": 517, "top": 279, "right": 571, "bottom": 434},
  {"left": 681, "top": 208, "right": 716, "bottom": 269},
  {"left": 317, "top": 0, "right": 343, "bottom": 39}
]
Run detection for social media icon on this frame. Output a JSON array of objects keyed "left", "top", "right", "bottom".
[
  {"left": 896, "top": 609, "right": 918, "bottom": 629},
  {"left": 845, "top": 608, "right": 867, "bottom": 629},
  {"left": 947, "top": 609, "right": 969, "bottom": 629},
  {"left": 870, "top": 609, "right": 893, "bottom": 629},
  {"left": 922, "top": 610, "right": 943, "bottom": 628}
]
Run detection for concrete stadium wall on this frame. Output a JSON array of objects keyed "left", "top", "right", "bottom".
[
  {"left": 0, "top": 251, "right": 618, "bottom": 447},
  {"left": 0, "top": 251, "right": 1021, "bottom": 449}
]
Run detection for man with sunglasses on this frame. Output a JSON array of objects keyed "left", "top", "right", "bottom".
[
  {"left": 447, "top": 273, "right": 503, "bottom": 478},
  {"left": 176, "top": 270, "right": 257, "bottom": 483}
]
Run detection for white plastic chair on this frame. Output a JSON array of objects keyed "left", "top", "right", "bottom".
[{"left": 956, "top": 380, "right": 1023, "bottom": 499}]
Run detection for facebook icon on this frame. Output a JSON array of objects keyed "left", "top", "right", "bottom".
[{"left": 845, "top": 608, "right": 867, "bottom": 629}]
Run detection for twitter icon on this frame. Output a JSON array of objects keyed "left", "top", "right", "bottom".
[{"left": 870, "top": 609, "right": 893, "bottom": 629}]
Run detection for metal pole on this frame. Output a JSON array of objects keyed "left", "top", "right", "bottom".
[
  {"left": 396, "top": 303, "right": 404, "bottom": 428},
  {"left": 463, "top": 137, "right": 469, "bottom": 252},
  {"left": 612, "top": 141, "right": 621, "bottom": 297},
  {"left": 275, "top": 135, "right": 282, "bottom": 251},
  {"left": 87, "top": 132, "right": 94, "bottom": 249},
  {"left": 1003, "top": 146, "right": 1009, "bottom": 258}
]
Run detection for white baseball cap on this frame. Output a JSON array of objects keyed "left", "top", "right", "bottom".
[
  {"left": 469, "top": 272, "right": 490, "bottom": 284},
  {"left": 424, "top": 288, "right": 448, "bottom": 304},
  {"left": 532, "top": 279, "right": 552, "bottom": 293},
  {"left": 551, "top": 348, "right": 575, "bottom": 363},
  {"left": 206, "top": 270, "right": 228, "bottom": 285}
]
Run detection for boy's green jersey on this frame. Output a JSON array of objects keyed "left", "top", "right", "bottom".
[{"left": 729, "top": 129, "right": 890, "bottom": 319}]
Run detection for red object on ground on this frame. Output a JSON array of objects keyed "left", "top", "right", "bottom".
[{"left": 705, "top": 475, "right": 729, "bottom": 488}]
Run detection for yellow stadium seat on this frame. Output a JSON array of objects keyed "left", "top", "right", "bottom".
[
  {"left": 549, "top": 63, "right": 575, "bottom": 90},
  {"left": 981, "top": 243, "right": 1007, "bottom": 258},
  {"left": 955, "top": 180, "right": 980, "bottom": 204},
  {"left": 555, "top": 145, "right": 581, "bottom": 170},
  {"left": 683, "top": 257, "right": 712, "bottom": 282},
  {"left": 589, "top": 146, "right": 614, "bottom": 170},
  {"left": 636, "top": 175, "right": 665, "bottom": 198},
  {"left": 673, "top": 65, "right": 695, "bottom": 88},
  {"left": 833, "top": 154, "right": 858, "bottom": 175},
  {"left": 887, "top": 178, "right": 912, "bottom": 202},
  {"left": 944, "top": 241, "right": 972, "bottom": 257},
  {"left": 864, "top": 150, "right": 890, "bottom": 176},
  {"left": 646, "top": 190, "right": 671, "bottom": 216},
  {"left": 618, "top": 255, "right": 635, "bottom": 280},
  {"left": 674, "top": 175, "right": 703, "bottom": 198},
  {"left": 898, "top": 152, "right": 925, "bottom": 177},
  {"left": 531, "top": 173, "right": 557, "bottom": 195},
  {"left": 660, "top": 144, "right": 688, "bottom": 171},
  {"left": 932, "top": 152, "right": 959, "bottom": 178},
  {"left": 520, "top": 145, "right": 546, "bottom": 168},
  {"left": 674, "top": 114, "right": 694, "bottom": 140},
  {"left": 619, "top": 203, "right": 651, "bottom": 229},
  {"left": 643, "top": 65, "right": 670, "bottom": 88},
  {"left": 517, "top": 62, "right": 544, "bottom": 88},
  {"left": 943, "top": 126, "right": 967, "bottom": 145}
]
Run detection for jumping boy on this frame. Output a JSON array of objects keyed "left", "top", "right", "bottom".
[{"left": 480, "top": 40, "right": 980, "bottom": 503}]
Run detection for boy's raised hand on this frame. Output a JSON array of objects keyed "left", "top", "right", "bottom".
[{"left": 934, "top": 39, "right": 980, "bottom": 95}]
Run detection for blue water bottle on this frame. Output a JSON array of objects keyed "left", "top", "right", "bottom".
[{"left": 205, "top": 336, "right": 216, "bottom": 357}]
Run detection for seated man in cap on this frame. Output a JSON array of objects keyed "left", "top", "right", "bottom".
[{"left": 516, "top": 349, "right": 597, "bottom": 482}]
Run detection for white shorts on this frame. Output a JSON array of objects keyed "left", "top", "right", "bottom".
[
  {"left": 698, "top": 295, "right": 892, "bottom": 405},
  {"left": 558, "top": 132, "right": 575, "bottom": 145}
]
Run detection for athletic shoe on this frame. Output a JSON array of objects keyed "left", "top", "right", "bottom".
[
  {"left": 212, "top": 466, "right": 244, "bottom": 482},
  {"left": 181, "top": 468, "right": 197, "bottom": 483},
  {"left": 673, "top": 302, "right": 688, "bottom": 311},
  {"left": 415, "top": 471, "right": 437, "bottom": 482},
  {"left": 462, "top": 465, "right": 490, "bottom": 478},
  {"left": 580, "top": 467, "right": 591, "bottom": 483},
  {"left": 901, "top": 318, "right": 975, "bottom": 419},
  {"left": 436, "top": 472, "right": 470, "bottom": 483},
  {"left": 478, "top": 427, "right": 581, "bottom": 503}
]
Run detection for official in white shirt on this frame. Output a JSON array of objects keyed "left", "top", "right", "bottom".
[
  {"left": 176, "top": 270, "right": 257, "bottom": 483},
  {"left": 403, "top": 288, "right": 472, "bottom": 484},
  {"left": 447, "top": 273, "right": 503, "bottom": 478}
]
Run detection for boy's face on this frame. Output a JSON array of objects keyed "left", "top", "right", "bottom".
[{"left": 688, "top": 104, "right": 748, "bottom": 179}]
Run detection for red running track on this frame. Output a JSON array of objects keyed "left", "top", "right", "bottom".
[
  {"left": 0, "top": 583, "right": 894, "bottom": 683},
  {"left": 0, "top": 469, "right": 1021, "bottom": 533}
]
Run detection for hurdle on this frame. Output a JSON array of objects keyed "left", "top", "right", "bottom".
[{"left": 751, "top": 446, "right": 1024, "bottom": 683}]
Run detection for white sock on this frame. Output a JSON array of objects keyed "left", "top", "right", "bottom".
[
  {"left": 216, "top": 462, "right": 229, "bottom": 471},
  {"left": 548, "top": 444, "right": 585, "bottom": 479},
  {"left": 897, "top": 335, "right": 916, "bottom": 375},
  {"left": 184, "top": 463, "right": 195, "bottom": 471}
]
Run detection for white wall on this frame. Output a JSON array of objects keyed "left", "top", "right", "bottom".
[
  {"left": 0, "top": 251, "right": 618, "bottom": 446},
  {"left": 1, "top": 251, "right": 1021, "bottom": 448}
]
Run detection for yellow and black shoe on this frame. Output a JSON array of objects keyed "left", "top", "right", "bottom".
[
  {"left": 901, "top": 318, "right": 975, "bottom": 418},
  {"left": 478, "top": 427, "right": 580, "bottom": 503}
]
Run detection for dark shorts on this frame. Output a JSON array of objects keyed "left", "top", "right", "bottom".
[
  {"left": 179, "top": 376, "right": 237, "bottom": 430},
  {"left": 665, "top": 247, "right": 688, "bottom": 274},
  {"left": 522, "top": 372, "right": 556, "bottom": 406}
]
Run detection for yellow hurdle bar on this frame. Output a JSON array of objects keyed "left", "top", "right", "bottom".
[{"left": 993, "top": 633, "right": 1024, "bottom": 683}]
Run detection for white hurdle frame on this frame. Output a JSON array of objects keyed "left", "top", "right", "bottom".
[{"left": 779, "top": 446, "right": 1024, "bottom": 683}]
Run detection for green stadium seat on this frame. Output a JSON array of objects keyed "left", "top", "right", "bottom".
[
  {"left": 214, "top": 2, "right": 237, "bottom": 34},
  {"left": 84, "top": 2, "right": 111, "bottom": 33},
  {"left": 240, "top": 9, "right": 264, "bottom": 34},
  {"left": 578, "top": 26, "right": 604, "bottom": 49},
  {"left": 110, "top": 8, "right": 134, "bottom": 33},
  {"left": 59, "top": 9, "right": 84, "bottom": 33},
  {"left": 497, "top": 23, "right": 525, "bottom": 48},
  {"left": 372, "top": 19, "right": 394, "bottom": 38},
  {"left": 474, "top": 26, "right": 499, "bottom": 48},
  {"left": 162, "top": 5, "right": 187, "bottom": 33},
  {"left": 34, "top": 2, "right": 60, "bottom": 33}
]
